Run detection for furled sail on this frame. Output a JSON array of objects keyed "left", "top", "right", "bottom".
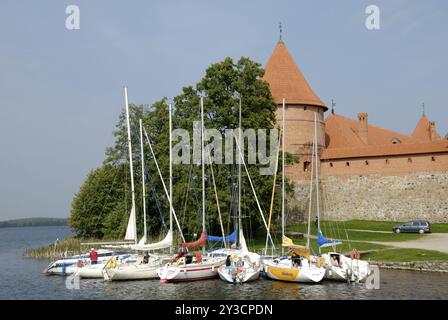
[
  {"left": 282, "top": 236, "right": 311, "bottom": 259},
  {"left": 206, "top": 230, "right": 237, "bottom": 244},
  {"left": 181, "top": 231, "right": 206, "bottom": 248},
  {"left": 124, "top": 204, "right": 137, "bottom": 241},
  {"left": 131, "top": 230, "right": 173, "bottom": 251},
  {"left": 317, "top": 230, "right": 342, "bottom": 248}
]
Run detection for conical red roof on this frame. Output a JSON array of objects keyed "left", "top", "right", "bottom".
[
  {"left": 263, "top": 41, "right": 326, "bottom": 110},
  {"left": 412, "top": 115, "right": 441, "bottom": 142}
]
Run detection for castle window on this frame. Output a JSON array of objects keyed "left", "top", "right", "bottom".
[
  {"left": 304, "top": 161, "right": 311, "bottom": 172},
  {"left": 391, "top": 137, "right": 402, "bottom": 144},
  {"left": 385, "top": 159, "right": 390, "bottom": 164},
  {"left": 330, "top": 162, "right": 333, "bottom": 168},
  {"left": 304, "top": 106, "right": 307, "bottom": 111},
  {"left": 365, "top": 160, "right": 369, "bottom": 165},
  {"left": 408, "top": 158, "right": 412, "bottom": 163},
  {"left": 346, "top": 162, "right": 350, "bottom": 167},
  {"left": 431, "top": 156, "right": 436, "bottom": 162}
]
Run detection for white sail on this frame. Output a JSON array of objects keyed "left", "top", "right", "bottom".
[
  {"left": 124, "top": 204, "right": 137, "bottom": 241},
  {"left": 239, "top": 228, "right": 248, "bottom": 253},
  {"left": 138, "top": 235, "right": 147, "bottom": 245}
]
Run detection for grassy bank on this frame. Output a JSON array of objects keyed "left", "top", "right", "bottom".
[
  {"left": 364, "top": 248, "right": 448, "bottom": 262},
  {"left": 25, "top": 236, "right": 125, "bottom": 260},
  {"left": 284, "top": 220, "right": 448, "bottom": 242},
  {"left": 25, "top": 237, "right": 84, "bottom": 260}
]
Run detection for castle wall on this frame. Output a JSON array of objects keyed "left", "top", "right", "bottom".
[
  {"left": 289, "top": 170, "right": 448, "bottom": 223},
  {"left": 320, "top": 153, "right": 448, "bottom": 177}
]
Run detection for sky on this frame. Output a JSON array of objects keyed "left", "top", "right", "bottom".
[{"left": 0, "top": 0, "right": 447, "bottom": 220}]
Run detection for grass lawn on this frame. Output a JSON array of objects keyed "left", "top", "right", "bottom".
[
  {"left": 285, "top": 221, "right": 423, "bottom": 242},
  {"left": 363, "top": 248, "right": 448, "bottom": 262},
  {"left": 246, "top": 234, "right": 390, "bottom": 255},
  {"left": 431, "top": 223, "right": 448, "bottom": 233}
]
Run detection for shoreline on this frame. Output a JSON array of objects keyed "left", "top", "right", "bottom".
[{"left": 370, "top": 260, "right": 448, "bottom": 273}]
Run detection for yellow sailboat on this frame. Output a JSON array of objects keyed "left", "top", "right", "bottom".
[{"left": 264, "top": 105, "right": 326, "bottom": 283}]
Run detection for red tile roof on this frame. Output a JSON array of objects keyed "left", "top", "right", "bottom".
[
  {"left": 322, "top": 114, "right": 448, "bottom": 160},
  {"left": 262, "top": 42, "right": 327, "bottom": 109}
]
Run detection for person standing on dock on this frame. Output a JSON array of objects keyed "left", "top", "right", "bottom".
[{"left": 89, "top": 248, "right": 98, "bottom": 265}]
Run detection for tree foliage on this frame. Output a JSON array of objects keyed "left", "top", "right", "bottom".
[{"left": 69, "top": 57, "right": 297, "bottom": 241}]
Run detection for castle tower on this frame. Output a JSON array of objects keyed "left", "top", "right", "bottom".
[{"left": 262, "top": 40, "right": 327, "bottom": 181}]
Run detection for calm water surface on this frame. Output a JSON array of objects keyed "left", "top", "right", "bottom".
[{"left": 1, "top": 226, "right": 447, "bottom": 300}]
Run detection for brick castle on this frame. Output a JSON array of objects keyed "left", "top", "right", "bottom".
[{"left": 262, "top": 40, "right": 448, "bottom": 222}]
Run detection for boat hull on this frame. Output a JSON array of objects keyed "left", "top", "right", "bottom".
[
  {"left": 218, "top": 265, "right": 260, "bottom": 283},
  {"left": 322, "top": 253, "right": 371, "bottom": 282},
  {"left": 77, "top": 264, "right": 106, "bottom": 279},
  {"left": 264, "top": 261, "right": 326, "bottom": 283},
  {"left": 104, "top": 264, "right": 159, "bottom": 280},
  {"left": 157, "top": 258, "right": 225, "bottom": 283}
]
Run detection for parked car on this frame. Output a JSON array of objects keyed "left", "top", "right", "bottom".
[{"left": 392, "top": 220, "right": 432, "bottom": 234}]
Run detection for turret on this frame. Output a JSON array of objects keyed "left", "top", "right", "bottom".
[{"left": 262, "top": 41, "right": 326, "bottom": 181}]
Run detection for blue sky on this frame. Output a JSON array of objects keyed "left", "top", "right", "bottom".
[{"left": 0, "top": 1, "right": 447, "bottom": 220}]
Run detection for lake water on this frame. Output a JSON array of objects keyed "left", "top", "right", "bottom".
[{"left": 1, "top": 226, "right": 447, "bottom": 300}]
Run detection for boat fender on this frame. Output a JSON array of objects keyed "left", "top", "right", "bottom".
[{"left": 346, "top": 267, "right": 353, "bottom": 279}]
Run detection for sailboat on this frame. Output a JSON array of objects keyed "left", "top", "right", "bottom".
[
  {"left": 216, "top": 95, "right": 261, "bottom": 283},
  {"left": 75, "top": 87, "right": 146, "bottom": 279},
  {"left": 157, "top": 97, "right": 227, "bottom": 283},
  {"left": 306, "top": 113, "right": 371, "bottom": 283},
  {"left": 264, "top": 99, "right": 326, "bottom": 283},
  {"left": 103, "top": 97, "right": 187, "bottom": 281}
]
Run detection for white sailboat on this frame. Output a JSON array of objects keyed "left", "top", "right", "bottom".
[
  {"left": 306, "top": 113, "right": 371, "bottom": 283},
  {"left": 103, "top": 97, "right": 185, "bottom": 281},
  {"left": 264, "top": 99, "right": 326, "bottom": 283},
  {"left": 217, "top": 95, "right": 261, "bottom": 284},
  {"left": 157, "top": 97, "right": 226, "bottom": 283},
  {"left": 44, "top": 249, "right": 132, "bottom": 276},
  {"left": 77, "top": 87, "right": 142, "bottom": 279}
]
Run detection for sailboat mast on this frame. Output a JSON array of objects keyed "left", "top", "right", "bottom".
[
  {"left": 238, "top": 95, "right": 242, "bottom": 247},
  {"left": 169, "top": 103, "right": 173, "bottom": 254},
  {"left": 139, "top": 119, "right": 147, "bottom": 243},
  {"left": 201, "top": 97, "right": 206, "bottom": 233},
  {"left": 124, "top": 87, "right": 137, "bottom": 244},
  {"left": 281, "top": 98, "right": 285, "bottom": 256},
  {"left": 314, "top": 113, "right": 321, "bottom": 254},
  {"left": 306, "top": 117, "right": 315, "bottom": 250}
]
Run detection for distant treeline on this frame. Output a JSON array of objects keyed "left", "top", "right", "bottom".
[{"left": 0, "top": 217, "right": 68, "bottom": 228}]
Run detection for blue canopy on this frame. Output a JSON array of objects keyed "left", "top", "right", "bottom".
[
  {"left": 206, "top": 230, "right": 237, "bottom": 244},
  {"left": 317, "top": 230, "right": 342, "bottom": 248}
]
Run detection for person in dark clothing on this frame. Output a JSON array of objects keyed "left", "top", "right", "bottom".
[
  {"left": 225, "top": 255, "right": 231, "bottom": 267},
  {"left": 143, "top": 251, "right": 149, "bottom": 264}
]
